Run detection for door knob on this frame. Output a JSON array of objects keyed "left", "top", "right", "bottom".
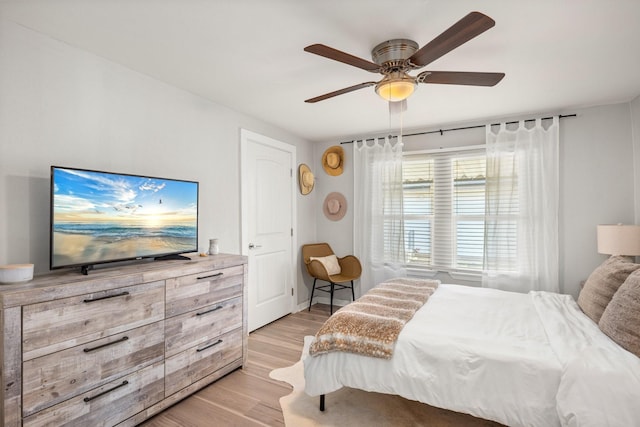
[{"left": 249, "top": 243, "right": 262, "bottom": 249}]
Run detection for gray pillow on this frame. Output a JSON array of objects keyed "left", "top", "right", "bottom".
[
  {"left": 599, "top": 270, "right": 640, "bottom": 358},
  {"left": 577, "top": 256, "right": 640, "bottom": 323}
]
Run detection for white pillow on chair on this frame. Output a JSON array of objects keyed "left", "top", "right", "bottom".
[{"left": 309, "top": 255, "right": 341, "bottom": 275}]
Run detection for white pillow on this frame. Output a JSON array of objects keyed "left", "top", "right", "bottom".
[{"left": 309, "top": 255, "right": 341, "bottom": 275}]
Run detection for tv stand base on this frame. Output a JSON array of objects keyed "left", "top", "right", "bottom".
[{"left": 155, "top": 254, "right": 190, "bottom": 261}]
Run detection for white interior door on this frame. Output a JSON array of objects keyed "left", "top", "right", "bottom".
[{"left": 241, "top": 129, "right": 296, "bottom": 332}]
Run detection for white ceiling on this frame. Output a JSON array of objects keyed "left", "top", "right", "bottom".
[{"left": 2, "top": 0, "right": 640, "bottom": 142}]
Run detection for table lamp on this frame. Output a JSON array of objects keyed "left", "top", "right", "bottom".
[{"left": 597, "top": 224, "right": 640, "bottom": 259}]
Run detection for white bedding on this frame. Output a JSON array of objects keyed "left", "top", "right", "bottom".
[
  {"left": 556, "top": 346, "right": 640, "bottom": 427},
  {"left": 303, "top": 284, "right": 640, "bottom": 427}
]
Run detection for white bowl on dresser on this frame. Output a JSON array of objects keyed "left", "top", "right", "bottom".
[{"left": 0, "top": 263, "right": 34, "bottom": 283}]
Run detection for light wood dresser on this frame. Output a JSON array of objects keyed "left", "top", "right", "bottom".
[{"left": 0, "top": 253, "right": 248, "bottom": 426}]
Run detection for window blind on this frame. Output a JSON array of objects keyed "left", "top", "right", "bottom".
[{"left": 402, "top": 149, "right": 486, "bottom": 272}]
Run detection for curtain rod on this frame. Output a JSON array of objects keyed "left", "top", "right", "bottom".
[{"left": 339, "top": 113, "right": 576, "bottom": 145}]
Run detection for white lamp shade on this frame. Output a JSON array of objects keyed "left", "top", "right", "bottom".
[{"left": 597, "top": 224, "right": 640, "bottom": 256}]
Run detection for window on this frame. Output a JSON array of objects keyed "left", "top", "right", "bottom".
[{"left": 402, "top": 149, "right": 490, "bottom": 273}]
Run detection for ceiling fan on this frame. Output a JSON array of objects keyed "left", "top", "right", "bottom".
[{"left": 304, "top": 11, "right": 505, "bottom": 103}]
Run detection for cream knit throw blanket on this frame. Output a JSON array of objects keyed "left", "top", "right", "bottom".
[{"left": 309, "top": 278, "right": 439, "bottom": 359}]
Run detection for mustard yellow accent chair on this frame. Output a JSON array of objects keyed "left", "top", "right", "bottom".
[{"left": 302, "top": 243, "right": 362, "bottom": 314}]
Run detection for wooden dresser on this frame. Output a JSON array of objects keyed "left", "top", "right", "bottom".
[{"left": 0, "top": 253, "right": 248, "bottom": 426}]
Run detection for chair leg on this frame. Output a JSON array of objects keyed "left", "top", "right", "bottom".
[
  {"left": 330, "top": 282, "right": 335, "bottom": 314},
  {"left": 350, "top": 280, "right": 355, "bottom": 302},
  {"left": 308, "top": 278, "right": 317, "bottom": 311}
]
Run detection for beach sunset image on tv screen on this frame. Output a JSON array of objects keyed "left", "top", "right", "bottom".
[{"left": 51, "top": 167, "right": 198, "bottom": 269}]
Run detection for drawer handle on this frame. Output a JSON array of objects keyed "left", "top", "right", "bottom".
[
  {"left": 196, "top": 305, "right": 223, "bottom": 316},
  {"left": 196, "top": 339, "right": 223, "bottom": 352},
  {"left": 84, "top": 336, "right": 129, "bottom": 353},
  {"left": 83, "top": 380, "right": 129, "bottom": 403},
  {"left": 83, "top": 291, "right": 130, "bottom": 303},
  {"left": 197, "top": 272, "right": 224, "bottom": 280}
]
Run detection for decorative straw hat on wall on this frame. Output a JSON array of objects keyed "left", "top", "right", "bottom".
[
  {"left": 323, "top": 192, "right": 347, "bottom": 221},
  {"left": 322, "top": 146, "right": 344, "bottom": 176},
  {"left": 298, "top": 164, "right": 315, "bottom": 195}
]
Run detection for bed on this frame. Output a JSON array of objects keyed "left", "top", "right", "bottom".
[{"left": 303, "top": 272, "right": 640, "bottom": 427}]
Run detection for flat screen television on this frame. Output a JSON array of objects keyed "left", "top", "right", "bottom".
[{"left": 50, "top": 166, "right": 199, "bottom": 274}]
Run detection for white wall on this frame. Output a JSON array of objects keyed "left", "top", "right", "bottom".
[
  {"left": 560, "top": 103, "right": 635, "bottom": 297},
  {"left": 631, "top": 95, "right": 640, "bottom": 223},
  {"left": 303, "top": 141, "right": 355, "bottom": 301},
  {"left": 314, "top": 103, "right": 637, "bottom": 299},
  {"left": 314, "top": 142, "right": 355, "bottom": 255},
  {"left": 0, "top": 21, "right": 316, "bottom": 304}
]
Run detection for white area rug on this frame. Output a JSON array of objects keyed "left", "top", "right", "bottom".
[{"left": 269, "top": 337, "right": 501, "bottom": 427}]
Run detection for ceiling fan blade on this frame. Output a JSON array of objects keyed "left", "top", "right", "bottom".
[
  {"left": 417, "top": 71, "right": 505, "bottom": 86},
  {"left": 409, "top": 12, "right": 496, "bottom": 68},
  {"left": 305, "top": 82, "right": 377, "bottom": 103},
  {"left": 304, "top": 44, "right": 380, "bottom": 72}
]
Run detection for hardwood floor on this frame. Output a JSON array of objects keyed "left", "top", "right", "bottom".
[{"left": 141, "top": 304, "right": 331, "bottom": 427}]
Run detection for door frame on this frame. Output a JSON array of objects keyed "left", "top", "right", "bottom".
[{"left": 240, "top": 128, "right": 297, "bottom": 323}]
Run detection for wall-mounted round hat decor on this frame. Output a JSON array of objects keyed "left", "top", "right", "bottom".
[
  {"left": 322, "top": 145, "right": 344, "bottom": 176},
  {"left": 298, "top": 163, "right": 315, "bottom": 195},
  {"left": 323, "top": 192, "right": 347, "bottom": 221}
]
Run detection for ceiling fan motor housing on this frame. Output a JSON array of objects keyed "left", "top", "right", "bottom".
[{"left": 371, "top": 39, "right": 419, "bottom": 72}]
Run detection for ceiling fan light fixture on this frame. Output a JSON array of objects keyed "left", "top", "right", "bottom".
[
  {"left": 304, "top": 12, "right": 503, "bottom": 103},
  {"left": 375, "top": 72, "right": 417, "bottom": 102}
]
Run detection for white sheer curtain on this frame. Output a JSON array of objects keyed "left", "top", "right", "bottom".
[
  {"left": 353, "top": 136, "right": 406, "bottom": 294},
  {"left": 482, "top": 117, "right": 559, "bottom": 293}
]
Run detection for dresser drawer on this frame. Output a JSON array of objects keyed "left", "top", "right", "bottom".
[
  {"left": 165, "top": 296, "right": 242, "bottom": 358},
  {"left": 23, "top": 280, "right": 165, "bottom": 361},
  {"left": 165, "top": 328, "right": 243, "bottom": 396},
  {"left": 166, "top": 265, "right": 243, "bottom": 317},
  {"left": 23, "top": 362, "right": 164, "bottom": 427},
  {"left": 23, "top": 321, "right": 164, "bottom": 416}
]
